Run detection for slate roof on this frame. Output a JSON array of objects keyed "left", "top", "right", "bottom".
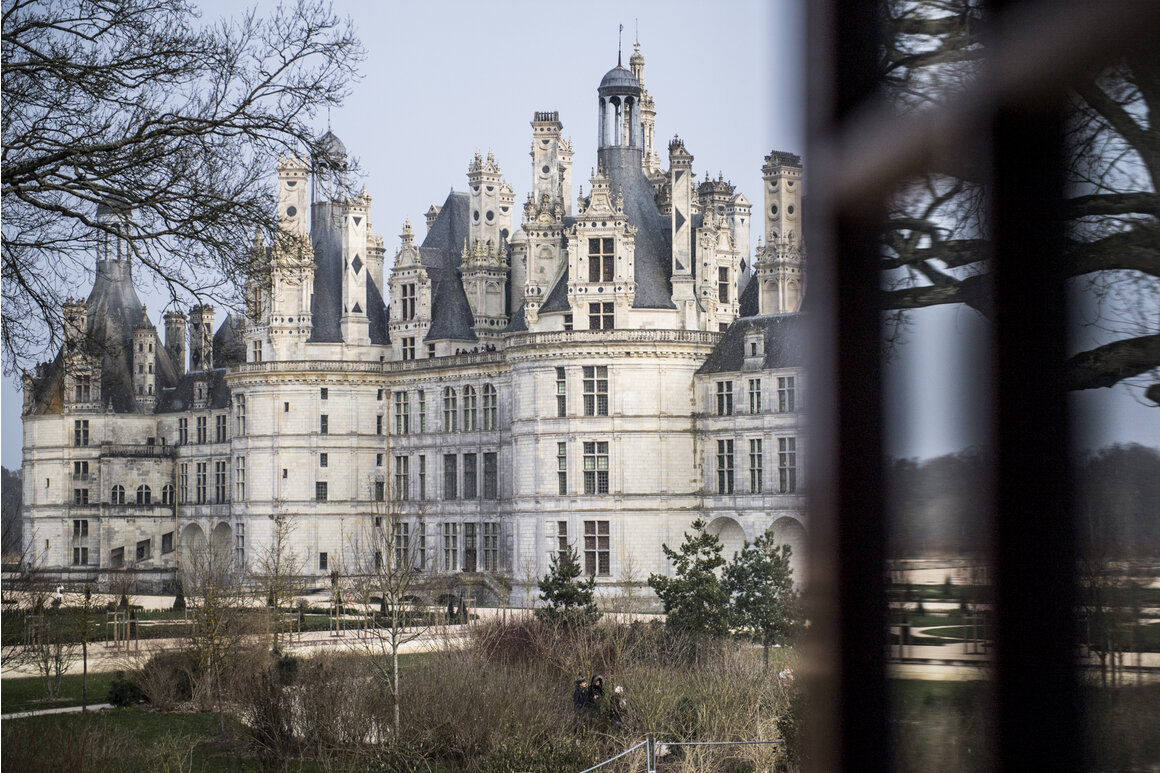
[
  {"left": 416, "top": 192, "right": 478, "bottom": 342},
  {"left": 25, "top": 258, "right": 184, "bottom": 415},
  {"left": 307, "top": 221, "right": 391, "bottom": 345},
  {"left": 696, "top": 312, "right": 806, "bottom": 375},
  {"left": 155, "top": 368, "right": 231, "bottom": 413},
  {"left": 599, "top": 146, "right": 675, "bottom": 309},
  {"left": 213, "top": 313, "right": 247, "bottom": 367},
  {"left": 540, "top": 266, "right": 571, "bottom": 313}
]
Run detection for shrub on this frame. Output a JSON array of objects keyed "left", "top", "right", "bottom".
[
  {"left": 134, "top": 650, "right": 198, "bottom": 709},
  {"left": 107, "top": 670, "right": 145, "bottom": 707}
]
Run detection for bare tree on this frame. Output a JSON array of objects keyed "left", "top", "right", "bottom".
[
  {"left": 876, "top": 0, "right": 1160, "bottom": 400},
  {"left": 348, "top": 505, "right": 430, "bottom": 739},
  {"left": 250, "top": 509, "right": 304, "bottom": 649},
  {"left": 179, "top": 527, "right": 253, "bottom": 733},
  {"left": 1, "top": 0, "right": 364, "bottom": 374}
]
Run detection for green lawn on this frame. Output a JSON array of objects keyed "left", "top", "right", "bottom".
[{"left": 2, "top": 671, "right": 119, "bottom": 714}]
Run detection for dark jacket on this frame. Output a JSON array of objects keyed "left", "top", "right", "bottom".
[
  {"left": 573, "top": 680, "right": 590, "bottom": 711},
  {"left": 588, "top": 674, "right": 605, "bottom": 705}
]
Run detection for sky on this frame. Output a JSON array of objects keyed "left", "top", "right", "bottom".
[{"left": 1, "top": 0, "right": 1155, "bottom": 468}]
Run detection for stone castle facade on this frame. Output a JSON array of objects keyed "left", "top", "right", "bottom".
[{"left": 21, "top": 43, "right": 807, "bottom": 602}]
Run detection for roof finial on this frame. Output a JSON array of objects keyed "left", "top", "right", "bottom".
[
  {"left": 327, "top": 105, "right": 331, "bottom": 131},
  {"left": 635, "top": 18, "right": 639, "bottom": 45},
  {"left": 618, "top": 24, "right": 623, "bottom": 66}
]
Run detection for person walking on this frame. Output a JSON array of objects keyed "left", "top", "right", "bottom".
[
  {"left": 573, "top": 676, "right": 590, "bottom": 712},
  {"left": 588, "top": 674, "right": 605, "bottom": 707}
]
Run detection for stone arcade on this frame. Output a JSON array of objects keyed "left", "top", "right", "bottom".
[{"left": 21, "top": 44, "right": 807, "bottom": 602}]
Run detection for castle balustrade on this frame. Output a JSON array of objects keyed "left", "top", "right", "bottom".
[
  {"left": 99, "top": 443, "right": 177, "bottom": 459},
  {"left": 100, "top": 504, "right": 177, "bottom": 518},
  {"left": 508, "top": 329, "right": 723, "bottom": 348}
]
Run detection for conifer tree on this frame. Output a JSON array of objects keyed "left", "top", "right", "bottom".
[
  {"left": 536, "top": 546, "right": 601, "bottom": 628},
  {"left": 648, "top": 518, "right": 730, "bottom": 637},
  {"left": 723, "top": 534, "right": 802, "bottom": 669}
]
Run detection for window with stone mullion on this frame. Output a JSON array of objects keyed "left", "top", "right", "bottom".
[{"left": 587, "top": 237, "right": 614, "bottom": 283}]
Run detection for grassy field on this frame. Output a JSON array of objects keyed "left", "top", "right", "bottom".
[{"left": 2, "top": 671, "right": 121, "bottom": 714}]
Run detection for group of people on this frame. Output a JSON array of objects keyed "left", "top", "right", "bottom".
[{"left": 572, "top": 674, "right": 626, "bottom": 721}]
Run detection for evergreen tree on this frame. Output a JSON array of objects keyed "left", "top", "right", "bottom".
[
  {"left": 723, "top": 535, "right": 802, "bottom": 670},
  {"left": 536, "top": 547, "right": 601, "bottom": 628},
  {"left": 648, "top": 518, "right": 729, "bottom": 637}
]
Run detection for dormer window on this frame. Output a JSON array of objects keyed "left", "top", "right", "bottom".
[
  {"left": 587, "top": 237, "right": 614, "bottom": 282},
  {"left": 743, "top": 329, "right": 765, "bottom": 370}
]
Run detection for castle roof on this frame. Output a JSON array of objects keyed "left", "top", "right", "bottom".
[
  {"left": 598, "top": 65, "right": 641, "bottom": 94},
  {"left": 696, "top": 312, "right": 807, "bottom": 375}
]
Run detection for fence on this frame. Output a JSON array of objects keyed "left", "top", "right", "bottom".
[{"left": 573, "top": 737, "right": 783, "bottom": 773}]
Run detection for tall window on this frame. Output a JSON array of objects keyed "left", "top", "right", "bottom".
[
  {"left": 442, "top": 387, "right": 457, "bottom": 431},
  {"left": 236, "top": 394, "right": 246, "bottom": 435},
  {"left": 418, "top": 390, "right": 426, "bottom": 432},
  {"left": 555, "top": 367, "right": 567, "bottom": 417},
  {"left": 74, "top": 419, "right": 89, "bottom": 447},
  {"left": 443, "top": 454, "right": 457, "bottom": 499},
  {"left": 73, "top": 547, "right": 89, "bottom": 565},
  {"left": 716, "top": 381, "right": 734, "bottom": 416},
  {"left": 418, "top": 455, "right": 427, "bottom": 499},
  {"left": 748, "top": 378, "right": 762, "bottom": 413},
  {"left": 251, "top": 340, "right": 262, "bottom": 362},
  {"left": 401, "top": 283, "right": 417, "bottom": 320},
  {"left": 320, "top": 387, "right": 328, "bottom": 400},
  {"left": 463, "top": 453, "right": 477, "bottom": 499},
  {"left": 376, "top": 415, "right": 383, "bottom": 435},
  {"left": 320, "top": 414, "right": 329, "bottom": 434},
  {"left": 196, "top": 416, "right": 207, "bottom": 444},
  {"left": 394, "top": 521, "right": 411, "bottom": 567},
  {"left": 583, "top": 441, "right": 609, "bottom": 495},
  {"left": 236, "top": 457, "right": 246, "bottom": 501},
  {"left": 179, "top": 464, "right": 189, "bottom": 503},
  {"left": 178, "top": 417, "right": 188, "bottom": 444},
  {"left": 778, "top": 437, "right": 797, "bottom": 493},
  {"left": 320, "top": 453, "right": 328, "bottom": 468},
  {"left": 216, "top": 414, "right": 227, "bottom": 443},
  {"left": 588, "top": 301, "right": 614, "bottom": 330},
  {"left": 777, "top": 376, "right": 796, "bottom": 413},
  {"left": 483, "top": 452, "right": 497, "bottom": 499},
  {"left": 315, "top": 481, "right": 328, "bottom": 501},
  {"left": 584, "top": 520, "right": 610, "bottom": 576},
  {"left": 195, "top": 463, "right": 207, "bottom": 503},
  {"left": 394, "top": 455, "right": 410, "bottom": 501},
  {"left": 555, "top": 521, "right": 569, "bottom": 561},
  {"left": 136, "top": 484, "right": 151, "bottom": 505},
  {"left": 73, "top": 518, "right": 89, "bottom": 537},
  {"left": 74, "top": 374, "right": 91, "bottom": 402},
  {"left": 161, "top": 484, "right": 174, "bottom": 505},
  {"left": 744, "top": 438, "right": 762, "bottom": 494},
  {"left": 464, "top": 522, "right": 477, "bottom": 572},
  {"left": 215, "top": 460, "right": 227, "bottom": 502},
  {"left": 375, "top": 480, "right": 385, "bottom": 502},
  {"left": 718, "top": 266, "right": 730, "bottom": 303},
  {"left": 462, "top": 386, "right": 478, "bottom": 431},
  {"left": 482, "top": 384, "right": 497, "bottom": 430},
  {"left": 442, "top": 522, "right": 459, "bottom": 571},
  {"left": 319, "top": 552, "right": 328, "bottom": 570},
  {"left": 394, "top": 391, "right": 410, "bottom": 434},
  {"left": 73, "top": 461, "right": 89, "bottom": 479},
  {"left": 73, "top": 488, "right": 89, "bottom": 505},
  {"left": 717, "top": 439, "right": 735, "bottom": 494},
  {"left": 235, "top": 523, "right": 245, "bottom": 564},
  {"left": 415, "top": 521, "right": 427, "bottom": 571},
  {"left": 483, "top": 522, "right": 499, "bottom": 571},
  {"left": 402, "top": 337, "right": 415, "bottom": 360},
  {"left": 587, "top": 237, "right": 614, "bottom": 282},
  {"left": 557, "top": 442, "right": 567, "bottom": 495},
  {"left": 583, "top": 366, "right": 608, "bottom": 416}
]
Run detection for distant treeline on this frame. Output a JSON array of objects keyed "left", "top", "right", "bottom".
[
  {"left": 886, "top": 444, "right": 1160, "bottom": 558},
  {"left": 1, "top": 466, "right": 20, "bottom": 556}
]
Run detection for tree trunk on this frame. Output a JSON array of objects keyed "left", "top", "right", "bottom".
[
  {"left": 82, "top": 640, "right": 88, "bottom": 711},
  {"left": 392, "top": 641, "right": 401, "bottom": 737}
]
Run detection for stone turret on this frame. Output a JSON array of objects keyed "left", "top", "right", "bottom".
[
  {"left": 756, "top": 151, "right": 805, "bottom": 314},
  {"left": 164, "top": 311, "right": 187, "bottom": 377},
  {"left": 189, "top": 304, "right": 214, "bottom": 371},
  {"left": 132, "top": 310, "right": 156, "bottom": 411}
]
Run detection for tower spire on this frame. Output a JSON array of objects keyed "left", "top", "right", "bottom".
[{"left": 618, "top": 23, "right": 623, "bottom": 66}]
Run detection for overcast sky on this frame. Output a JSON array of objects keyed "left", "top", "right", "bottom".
[{"left": 2, "top": 0, "right": 1154, "bottom": 469}]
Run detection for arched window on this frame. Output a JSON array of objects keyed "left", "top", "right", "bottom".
[
  {"left": 462, "top": 386, "right": 477, "bottom": 431},
  {"left": 136, "top": 484, "right": 151, "bottom": 505},
  {"left": 111, "top": 484, "right": 125, "bottom": 505},
  {"left": 161, "top": 484, "right": 175, "bottom": 506},
  {"left": 482, "top": 384, "right": 498, "bottom": 430},
  {"left": 442, "top": 387, "right": 457, "bottom": 432}
]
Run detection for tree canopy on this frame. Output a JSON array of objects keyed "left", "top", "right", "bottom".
[
  {"left": 536, "top": 546, "right": 602, "bottom": 628},
  {"left": 648, "top": 518, "right": 730, "bottom": 637},
  {"left": 723, "top": 535, "right": 802, "bottom": 668},
  {"left": 1, "top": 0, "right": 364, "bottom": 374}
]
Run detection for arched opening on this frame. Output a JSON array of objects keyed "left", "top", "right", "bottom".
[
  {"left": 707, "top": 516, "right": 747, "bottom": 561},
  {"left": 767, "top": 516, "right": 807, "bottom": 585},
  {"left": 212, "top": 521, "right": 232, "bottom": 553}
]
